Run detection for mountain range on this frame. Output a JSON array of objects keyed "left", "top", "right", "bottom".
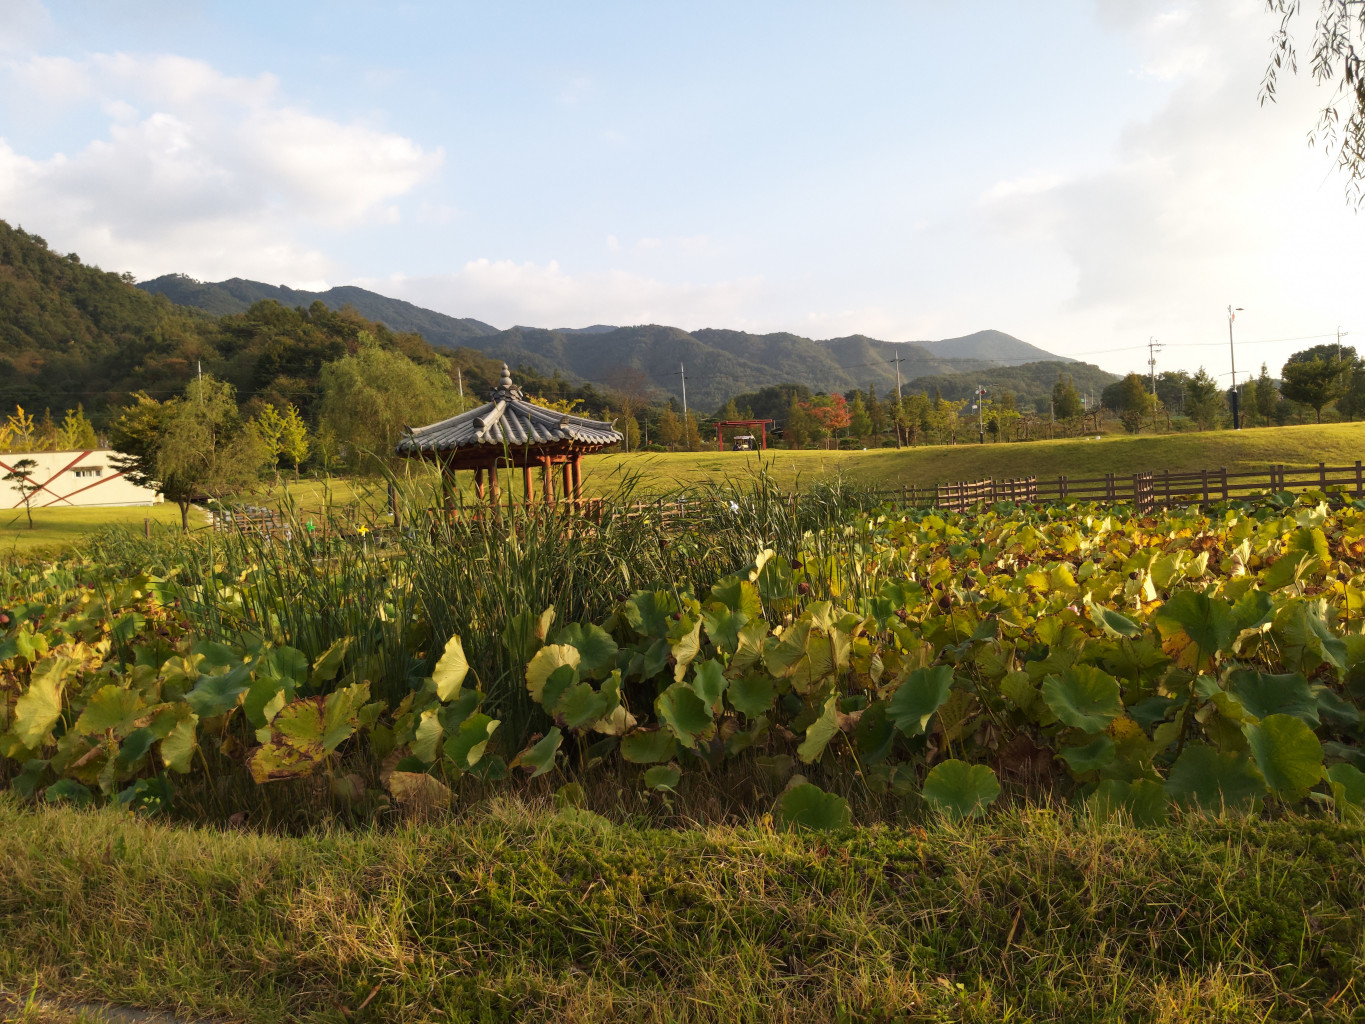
[{"left": 139, "top": 274, "right": 1100, "bottom": 410}]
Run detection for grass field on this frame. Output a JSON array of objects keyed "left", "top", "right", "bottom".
[
  {"left": 0, "top": 503, "right": 198, "bottom": 557},
  {"left": 585, "top": 420, "right": 1365, "bottom": 494},
  {"left": 6, "top": 422, "right": 1364, "bottom": 554},
  {"left": 1, "top": 797, "right": 1360, "bottom": 1024}
]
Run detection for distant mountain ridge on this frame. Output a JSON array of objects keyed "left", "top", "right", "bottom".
[
  {"left": 138, "top": 274, "right": 500, "bottom": 347},
  {"left": 139, "top": 274, "right": 1097, "bottom": 409}
]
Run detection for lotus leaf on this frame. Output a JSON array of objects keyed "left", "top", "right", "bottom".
[
  {"left": 1245, "top": 714, "right": 1323, "bottom": 801},
  {"left": 776, "top": 782, "right": 851, "bottom": 831},
  {"left": 922, "top": 760, "right": 1000, "bottom": 820},
  {"left": 431, "top": 634, "right": 469, "bottom": 700},
  {"left": 1041, "top": 666, "right": 1122, "bottom": 733},
  {"left": 887, "top": 665, "right": 954, "bottom": 736},
  {"left": 1165, "top": 746, "right": 1267, "bottom": 814}
]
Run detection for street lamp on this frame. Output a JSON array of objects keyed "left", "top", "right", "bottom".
[{"left": 1228, "top": 305, "right": 1244, "bottom": 430}]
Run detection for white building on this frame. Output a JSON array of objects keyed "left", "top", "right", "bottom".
[{"left": 1, "top": 449, "right": 162, "bottom": 508}]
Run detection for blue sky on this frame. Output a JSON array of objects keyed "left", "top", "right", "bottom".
[{"left": 2, "top": 0, "right": 1362, "bottom": 381}]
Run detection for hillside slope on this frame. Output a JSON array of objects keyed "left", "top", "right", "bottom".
[
  {"left": 140, "top": 273, "right": 1091, "bottom": 408},
  {"left": 138, "top": 274, "right": 500, "bottom": 347}
]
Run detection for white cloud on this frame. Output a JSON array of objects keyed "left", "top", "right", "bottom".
[
  {"left": 368, "top": 258, "right": 765, "bottom": 331},
  {"left": 0, "top": 51, "right": 442, "bottom": 282},
  {"left": 980, "top": 0, "right": 1365, "bottom": 374}
]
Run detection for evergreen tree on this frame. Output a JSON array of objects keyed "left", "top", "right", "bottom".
[
  {"left": 657, "top": 408, "right": 682, "bottom": 451},
  {"left": 866, "top": 383, "right": 886, "bottom": 436},
  {"left": 1184, "top": 368, "right": 1226, "bottom": 430},
  {"left": 1254, "top": 364, "right": 1278, "bottom": 426},
  {"left": 848, "top": 392, "right": 872, "bottom": 439}
]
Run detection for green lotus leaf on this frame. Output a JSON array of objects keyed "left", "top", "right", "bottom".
[
  {"left": 853, "top": 701, "right": 895, "bottom": 764},
  {"left": 243, "top": 675, "right": 287, "bottom": 730},
  {"left": 322, "top": 681, "right": 370, "bottom": 751},
  {"left": 256, "top": 646, "right": 308, "bottom": 688},
  {"left": 655, "top": 682, "right": 714, "bottom": 748},
  {"left": 1086, "top": 778, "right": 1167, "bottom": 826},
  {"left": 708, "top": 576, "right": 763, "bottom": 618},
  {"left": 410, "top": 709, "right": 443, "bottom": 763},
  {"left": 886, "top": 665, "right": 954, "bottom": 736},
  {"left": 922, "top": 760, "right": 1001, "bottom": 820},
  {"left": 1084, "top": 599, "right": 1142, "bottom": 639},
  {"left": 431, "top": 634, "right": 469, "bottom": 700},
  {"left": 512, "top": 727, "right": 562, "bottom": 778},
  {"left": 73, "top": 685, "right": 145, "bottom": 736},
  {"left": 776, "top": 782, "right": 851, "bottom": 832},
  {"left": 643, "top": 764, "right": 681, "bottom": 792},
  {"left": 620, "top": 727, "right": 679, "bottom": 763},
  {"left": 623, "top": 590, "right": 679, "bottom": 638},
  {"left": 1154, "top": 592, "right": 1237, "bottom": 670},
  {"left": 1165, "top": 746, "right": 1267, "bottom": 814},
  {"left": 443, "top": 713, "right": 499, "bottom": 769},
  {"left": 701, "top": 604, "right": 750, "bottom": 654},
  {"left": 12, "top": 656, "right": 74, "bottom": 749},
  {"left": 691, "top": 659, "right": 728, "bottom": 707},
  {"left": 1059, "top": 734, "right": 1116, "bottom": 774},
  {"left": 797, "top": 693, "right": 842, "bottom": 764},
  {"left": 310, "top": 636, "right": 353, "bottom": 684},
  {"left": 525, "top": 644, "right": 581, "bottom": 703},
  {"left": 1041, "top": 666, "right": 1122, "bottom": 733},
  {"left": 183, "top": 672, "right": 251, "bottom": 719},
  {"left": 552, "top": 623, "right": 619, "bottom": 680},
  {"left": 728, "top": 673, "right": 776, "bottom": 718},
  {"left": 159, "top": 711, "right": 199, "bottom": 773},
  {"left": 45, "top": 778, "right": 93, "bottom": 807},
  {"left": 554, "top": 681, "right": 613, "bottom": 732},
  {"left": 1327, "top": 762, "right": 1365, "bottom": 823},
  {"left": 1226, "top": 670, "right": 1317, "bottom": 725},
  {"left": 1245, "top": 714, "right": 1323, "bottom": 802}
]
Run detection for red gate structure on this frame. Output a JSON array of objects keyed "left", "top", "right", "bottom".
[{"left": 716, "top": 419, "right": 773, "bottom": 451}]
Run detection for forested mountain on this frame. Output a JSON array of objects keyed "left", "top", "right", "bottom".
[
  {"left": 138, "top": 274, "right": 500, "bottom": 347},
  {"left": 0, "top": 219, "right": 518, "bottom": 424},
  {"left": 141, "top": 273, "right": 1080, "bottom": 409},
  {"left": 0, "top": 220, "right": 216, "bottom": 416}
]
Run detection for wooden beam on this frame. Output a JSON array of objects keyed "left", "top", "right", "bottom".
[
  {"left": 474, "top": 466, "right": 485, "bottom": 502},
  {"left": 523, "top": 463, "right": 533, "bottom": 506}
]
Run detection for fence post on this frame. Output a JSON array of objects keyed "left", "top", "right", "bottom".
[
  {"left": 1221, "top": 466, "right": 1228, "bottom": 502},
  {"left": 1059, "top": 475, "right": 1067, "bottom": 500},
  {"left": 1201, "top": 469, "right": 1209, "bottom": 507},
  {"left": 1356, "top": 460, "right": 1362, "bottom": 498},
  {"left": 1320, "top": 461, "right": 1328, "bottom": 491},
  {"left": 144, "top": 517, "right": 150, "bottom": 539},
  {"left": 1162, "top": 469, "right": 1170, "bottom": 505}
]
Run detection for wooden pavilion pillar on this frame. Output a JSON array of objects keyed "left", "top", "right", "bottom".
[
  {"left": 760, "top": 421, "right": 767, "bottom": 450},
  {"left": 523, "top": 463, "right": 534, "bottom": 507},
  {"left": 474, "top": 466, "right": 485, "bottom": 502},
  {"left": 572, "top": 454, "right": 583, "bottom": 500},
  {"left": 561, "top": 462, "right": 572, "bottom": 509},
  {"left": 541, "top": 456, "right": 554, "bottom": 504},
  {"left": 489, "top": 462, "right": 501, "bottom": 505}
]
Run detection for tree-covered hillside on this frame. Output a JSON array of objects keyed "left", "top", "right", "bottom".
[{"left": 138, "top": 274, "right": 500, "bottom": 347}]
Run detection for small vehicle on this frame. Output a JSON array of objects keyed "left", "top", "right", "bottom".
[{"left": 731, "top": 435, "right": 758, "bottom": 451}]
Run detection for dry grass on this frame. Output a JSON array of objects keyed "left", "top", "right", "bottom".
[{"left": 1, "top": 796, "right": 1361, "bottom": 1023}]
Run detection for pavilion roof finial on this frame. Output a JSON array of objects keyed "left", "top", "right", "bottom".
[{"left": 490, "top": 362, "right": 524, "bottom": 401}]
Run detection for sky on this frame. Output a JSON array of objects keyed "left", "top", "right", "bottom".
[{"left": 1, "top": 0, "right": 1362, "bottom": 382}]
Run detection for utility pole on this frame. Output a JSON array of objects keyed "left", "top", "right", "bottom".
[
  {"left": 1338, "top": 326, "right": 1350, "bottom": 361},
  {"left": 1228, "top": 305, "right": 1244, "bottom": 430},
  {"left": 1148, "top": 337, "right": 1163, "bottom": 433},
  {"left": 975, "top": 385, "right": 987, "bottom": 444},
  {"left": 890, "top": 353, "right": 905, "bottom": 449},
  {"left": 677, "top": 364, "right": 689, "bottom": 440},
  {"left": 457, "top": 367, "right": 463, "bottom": 399}
]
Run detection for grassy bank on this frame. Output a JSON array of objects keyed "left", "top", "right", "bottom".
[
  {"left": 0, "top": 504, "right": 197, "bottom": 557},
  {"left": 1, "top": 798, "right": 1361, "bottom": 1024},
  {"left": 586, "top": 420, "right": 1365, "bottom": 494}
]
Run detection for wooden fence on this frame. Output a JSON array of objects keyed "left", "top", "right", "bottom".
[{"left": 890, "top": 461, "right": 1365, "bottom": 514}]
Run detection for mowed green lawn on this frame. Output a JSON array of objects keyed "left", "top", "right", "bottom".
[
  {"left": 583, "top": 421, "right": 1365, "bottom": 494},
  {"left": 0, "top": 503, "right": 199, "bottom": 557},
  {"left": 7, "top": 422, "right": 1364, "bottom": 553}
]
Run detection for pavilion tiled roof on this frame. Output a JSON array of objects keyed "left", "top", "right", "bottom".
[{"left": 395, "top": 364, "right": 623, "bottom": 455}]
